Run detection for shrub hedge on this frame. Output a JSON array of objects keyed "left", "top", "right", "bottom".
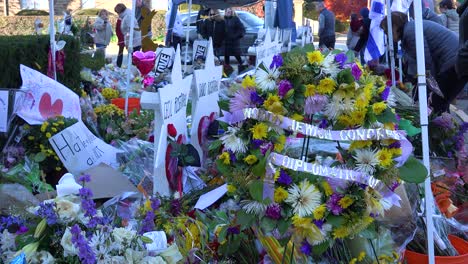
[{"left": 0, "top": 35, "right": 81, "bottom": 94}]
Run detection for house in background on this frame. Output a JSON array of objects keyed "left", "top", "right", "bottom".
[{"left": 1, "top": 0, "right": 167, "bottom": 16}]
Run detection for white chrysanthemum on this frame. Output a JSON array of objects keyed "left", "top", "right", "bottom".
[
  {"left": 321, "top": 54, "right": 340, "bottom": 78},
  {"left": 30, "top": 251, "right": 55, "bottom": 264},
  {"left": 285, "top": 180, "right": 322, "bottom": 217},
  {"left": 220, "top": 127, "right": 248, "bottom": 153},
  {"left": 240, "top": 200, "right": 267, "bottom": 216},
  {"left": 89, "top": 230, "right": 112, "bottom": 259},
  {"left": 112, "top": 227, "right": 136, "bottom": 245},
  {"left": 353, "top": 148, "right": 379, "bottom": 175},
  {"left": 255, "top": 67, "right": 279, "bottom": 91},
  {"left": 323, "top": 94, "right": 355, "bottom": 119}
]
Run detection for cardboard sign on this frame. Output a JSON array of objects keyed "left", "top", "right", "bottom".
[
  {"left": 192, "top": 40, "right": 209, "bottom": 61},
  {"left": 15, "top": 65, "right": 81, "bottom": 125},
  {"left": 49, "top": 121, "right": 121, "bottom": 175},
  {"left": 0, "top": 90, "right": 8, "bottom": 132},
  {"left": 155, "top": 47, "right": 175, "bottom": 74},
  {"left": 256, "top": 28, "right": 282, "bottom": 68},
  {"left": 191, "top": 39, "right": 222, "bottom": 161},
  {"left": 81, "top": 164, "right": 139, "bottom": 199}
]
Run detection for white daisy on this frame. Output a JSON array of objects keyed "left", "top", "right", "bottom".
[
  {"left": 240, "top": 200, "right": 267, "bottom": 216},
  {"left": 285, "top": 180, "right": 322, "bottom": 217},
  {"left": 323, "top": 94, "right": 355, "bottom": 119},
  {"left": 255, "top": 66, "right": 279, "bottom": 91},
  {"left": 321, "top": 54, "right": 340, "bottom": 78},
  {"left": 220, "top": 126, "right": 248, "bottom": 153},
  {"left": 353, "top": 148, "right": 379, "bottom": 175}
]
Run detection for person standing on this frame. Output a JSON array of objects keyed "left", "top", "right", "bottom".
[
  {"left": 116, "top": 16, "right": 125, "bottom": 67},
  {"left": 115, "top": 3, "right": 142, "bottom": 52},
  {"left": 224, "top": 8, "right": 245, "bottom": 69},
  {"left": 439, "top": 0, "right": 460, "bottom": 34},
  {"left": 93, "top": 9, "right": 113, "bottom": 54},
  {"left": 165, "top": 7, "right": 184, "bottom": 49},
  {"left": 316, "top": 1, "right": 336, "bottom": 49},
  {"left": 202, "top": 9, "right": 225, "bottom": 59},
  {"left": 346, "top": 14, "right": 362, "bottom": 58},
  {"left": 196, "top": 6, "right": 211, "bottom": 39}
]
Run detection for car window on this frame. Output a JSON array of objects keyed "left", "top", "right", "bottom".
[{"left": 237, "top": 12, "right": 263, "bottom": 27}]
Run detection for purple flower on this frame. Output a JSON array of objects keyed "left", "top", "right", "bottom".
[
  {"left": 335, "top": 53, "right": 347, "bottom": 68},
  {"left": 170, "top": 199, "right": 182, "bottom": 216},
  {"left": 318, "top": 119, "right": 328, "bottom": 129},
  {"left": 260, "top": 142, "right": 274, "bottom": 155},
  {"left": 351, "top": 63, "right": 362, "bottom": 80},
  {"left": 36, "top": 202, "right": 58, "bottom": 225},
  {"left": 251, "top": 139, "right": 264, "bottom": 149},
  {"left": 304, "top": 95, "right": 328, "bottom": 115},
  {"left": 227, "top": 226, "right": 240, "bottom": 235},
  {"left": 150, "top": 197, "right": 161, "bottom": 211},
  {"left": 388, "top": 141, "right": 401, "bottom": 149},
  {"left": 79, "top": 174, "right": 91, "bottom": 183},
  {"left": 70, "top": 224, "right": 96, "bottom": 264},
  {"left": 326, "top": 193, "right": 343, "bottom": 215},
  {"left": 250, "top": 91, "right": 264, "bottom": 105},
  {"left": 381, "top": 86, "right": 390, "bottom": 101},
  {"left": 277, "top": 170, "right": 292, "bottom": 186},
  {"left": 270, "top": 54, "right": 283, "bottom": 69},
  {"left": 139, "top": 211, "right": 155, "bottom": 234},
  {"left": 79, "top": 188, "right": 97, "bottom": 218},
  {"left": 278, "top": 80, "right": 293, "bottom": 98},
  {"left": 390, "top": 181, "right": 400, "bottom": 192},
  {"left": 265, "top": 203, "right": 282, "bottom": 220},
  {"left": 229, "top": 151, "right": 237, "bottom": 163},
  {"left": 432, "top": 113, "right": 455, "bottom": 130},
  {"left": 313, "top": 219, "right": 324, "bottom": 229},
  {"left": 300, "top": 240, "right": 312, "bottom": 255},
  {"left": 0, "top": 216, "right": 27, "bottom": 233},
  {"left": 230, "top": 88, "right": 254, "bottom": 112}
]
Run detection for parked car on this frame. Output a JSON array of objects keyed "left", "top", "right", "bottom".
[{"left": 179, "top": 10, "right": 264, "bottom": 55}]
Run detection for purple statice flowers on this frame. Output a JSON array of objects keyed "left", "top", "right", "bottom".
[
  {"left": 70, "top": 224, "right": 96, "bottom": 264},
  {"left": 0, "top": 216, "right": 28, "bottom": 234},
  {"left": 79, "top": 188, "right": 97, "bottom": 218},
  {"left": 36, "top": 202, "right": 58, "bottom": 225},
  {"left": 270, "top": 54, "right": 283, "bottom": 69},
  {"left": 278, "top": 80, "right": 293, "bottom": 98},
  {"left": 380, "top": 86, "right": 390, "bottom": 101},
  {"left": 326, "top": 193, "right": 343, "bottom": 215}
]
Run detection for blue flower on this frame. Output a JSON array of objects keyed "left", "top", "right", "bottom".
[
  {"left": 270, "top": 54, "right": 283, "bottom": 69},
  {"left": 79, "top": 174, "right": 91, "bottom": 183},
  {"left": 334, "top": 53, "right": 347, "bottom": 68},
  {"left": 300, "top": 240, "right": 312, "bottom": 255},
  {"left": 70, "top": 224, "right": 96, "bottom": 264},
  {"left": 36, "top": 202, "right": 58, "bottom": 225},
  {"left": 277, "top": 170, "right": 292, "bottom": 186}
]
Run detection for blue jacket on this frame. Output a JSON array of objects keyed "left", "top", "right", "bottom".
[{"left": 318, "top": 8, "right": 335, "bottom": 38}]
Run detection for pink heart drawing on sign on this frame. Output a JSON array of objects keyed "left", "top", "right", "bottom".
[{"left": 39, "top": 92, "right": 63, "bottom": 119}]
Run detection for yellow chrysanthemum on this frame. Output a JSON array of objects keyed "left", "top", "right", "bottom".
[
  {"left": 338, "top": 196, "right": 354, "bottom": 209},
  {"left": 292, "top": 216, "right": 325, "bottom": 244},
  {"left": 389, "top": 148, "right": 402, "bottom": 157},
  {"left": 307, "top": 51, "right": 324, "bottom": 64},
  {"left": 291, "top": 113, "right": 304, "bottom": 121},
  {"left": 242, "top": 75, "right": 256, "bottom": 88},
  {"left": 313, "top": 204, "right": 326, "bottom": 220},
  {"left": 250, "top": 123, "right": 269, "bottom": 140},
  {"left": 358, "top": 251, "right": 366, "bottom": 261},
  {"left": 372, "top": 102, "right": 387, "bottom": 115},
  {"left": 244, "top": 154, "right": 258, "bottom": 165},
  {"left": 101, "top": 87, "right": 119, "bottom": 100},
  {"left": 333, "top": 226, "right": 350, "bottom": 239},
  {"left": 383, "top": 123, "right": 395, "bottom": 130},
  {"left": 227, "top": 184, "right": 237, "bottom": 193},
  {"left": 349, "top": 140, "right": 373, "bottom": 151},
  {"left": 219, "top": 152, "right": 231, "bottom": 165},
  {"left": 321, "top": 181, "right": 333, "bottom": 196},
  {"left": 263, "top": 94, "right": 280, "bottom": 108},
  {"left": 274, "top": 135, "right": 286, "bottom": 152},
  {"left": 377, "top": 148, "right": 393, "bottom": 167},
  {"left": 317, "top": 78, "right": 336, "bottom": 95},
  {"left": 350, "top": 109, "right": 367, "bottom": 126},
  {"left": 338, "top": 114, "right": 353, "bottom": 127},
  {"left": 349, "top": 258, "right": 357, "bottom": 264},
  {"left": 304, "top": 84, "right": 316, "bottom": 97},
  {"left": 274, "top": 187, "right": 289, "bottom": 203}
]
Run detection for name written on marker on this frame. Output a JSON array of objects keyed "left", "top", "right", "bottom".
[
  {"left": 163, "top": 92, "right": 188, "bottom": 120},
  {"left": 198, "top": 80, "right": 218, "bottom": 98}
]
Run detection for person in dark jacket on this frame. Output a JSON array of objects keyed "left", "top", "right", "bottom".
[
  {"left": 381, "top": 11, "right": 462, "bottom": 113},
  {"left": 456, "top": 0, "right": 468, "bottom": 97},
  {"left": 202, "top": 9, "right": 225, "bottom": 58},
  {"left": 316, "top": 1, "right": 336, "bottom": 49},
  {"left": 224, "top": 8, "right": 246, "bottom": 67},
  {"left": 196, "top": 6, "right": 210, "bottom": 38}
]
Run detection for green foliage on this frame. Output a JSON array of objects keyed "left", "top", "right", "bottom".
[
  {"left": 16, "top": 9, "right": 49, "bottom": 16},
  {"left": 0, "top": 35, "right": 81, "bottom": 94},
  {"left": 80, "top": 51, "right": 106, "bottom": 71},
  {"left": 398, "top": 157, "right": 428, "bottom": 183},
  {"left": 74, "top": 8, "right": 117, "bottom": 17}
]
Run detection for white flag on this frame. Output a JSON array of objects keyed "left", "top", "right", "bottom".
[{"left": 391, "top": 0, "right": 414, "bottom": 13}]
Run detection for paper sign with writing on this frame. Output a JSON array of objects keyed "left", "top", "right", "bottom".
[
  {"left": 191, "top": 39, "right": 222, "bottom": 161},
  {"left": 256, "top": 28, "right": 282, "bottom": 68},
  {"left": 15, "top": 65, "right": 81, "bottom": 125},
  {"left": 49, "top": 121, "right": 121, "bottom": 174},
  {"left": 155, "top": 47, "right": 175, "bottom": 73},
  {"left": 0, "top": 90, "right": 8, "bottom": 132},
  {"left": 192, "top": 39, "right": 209, "bottom": 61}
]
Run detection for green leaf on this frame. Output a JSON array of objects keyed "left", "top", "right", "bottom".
[
  {"left": 303, "top": 44, "right": 315, "bottom": 53},
  {"left": 215, "top": 211, "right": 229, "bottom": 222},
  {"left": 376, "top": 108, "right": 397, "bottom": 124},
  {"left": 359, "top": 224, "right": 377, "bottom": 239},
  {"left": 345, "top": 50, "right": 356, "bottom": 63},
  {"left": 33, "top": 152, "right": 46, "bottom": 163},
  {"left": 218, "top": 100, "right": 230, "bottom": 112},
  {"left": 237, "top": 210, "right": 255, "bottom": 229},
  {"left": 312, "top": 241, "right": 330, "bottom": 255},
  {"left": 218, "top": 225, "right": 228, "bottom": 243},
  {"left": 248, "top": 180, "right": 264, "bottom": 202},
  {"left": 260, "top": 217, "right": 276, "bottom": 232},
  {"left": 326, "top": 216, "right": 344, "bottom": 227},
  {"left": 278, "top": 219, "right": 291, "bottom": 235},
  {"left": 399, "top": 119, "right": 421, "bottom": 137},
  {"left": 215, "top": 159, "right": 232, "bottom": 177},
  {"left": 398, "top": 157, "right": 428, "bottom": 183},
  {"left": 252, "top": 154, "right": 267, "bottom": 177},
  {"left": 336, "top": 68, "right": 354, "bottom": 85}
]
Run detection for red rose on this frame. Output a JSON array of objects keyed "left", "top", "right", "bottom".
[{"left": 167, "top": 124, "right": 177, "bottom": 137}]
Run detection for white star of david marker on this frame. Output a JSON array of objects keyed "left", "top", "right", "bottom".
[{"left": 256, "top": 27, "right": 282, "bottom": 68}]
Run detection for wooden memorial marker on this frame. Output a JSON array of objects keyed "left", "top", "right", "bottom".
[
  {"left": 190, "top": 38, "right": 222, "bottom": 162},
  {"left": 140, "top": 45, "right": 192, "bottom": 197}
]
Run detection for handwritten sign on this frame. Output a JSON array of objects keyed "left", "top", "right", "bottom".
[
  {"left": 0, "top": 90, "right": 8, "bottom": 132},
  {"left": 256, "top": 28, "right": 282, "bottom": 68},
  {"left": 155, "top": 47, "right": 175, "bottom": 74},
  {"left": 15, "top": 65, "right": 81, "bottom": 125},
  {"left": 191, "top": 39, "right": 222, "bottom": 161},
  {"left": 192, "top": 40, "right": 209, "bottom": 61},
  {"left": 49, "top": 121, "right": 121, "bottom": 174}
]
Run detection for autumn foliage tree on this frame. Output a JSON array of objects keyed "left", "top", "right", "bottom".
[{"left": 324, "top": 0, "right": 368, "bottom": 21}]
